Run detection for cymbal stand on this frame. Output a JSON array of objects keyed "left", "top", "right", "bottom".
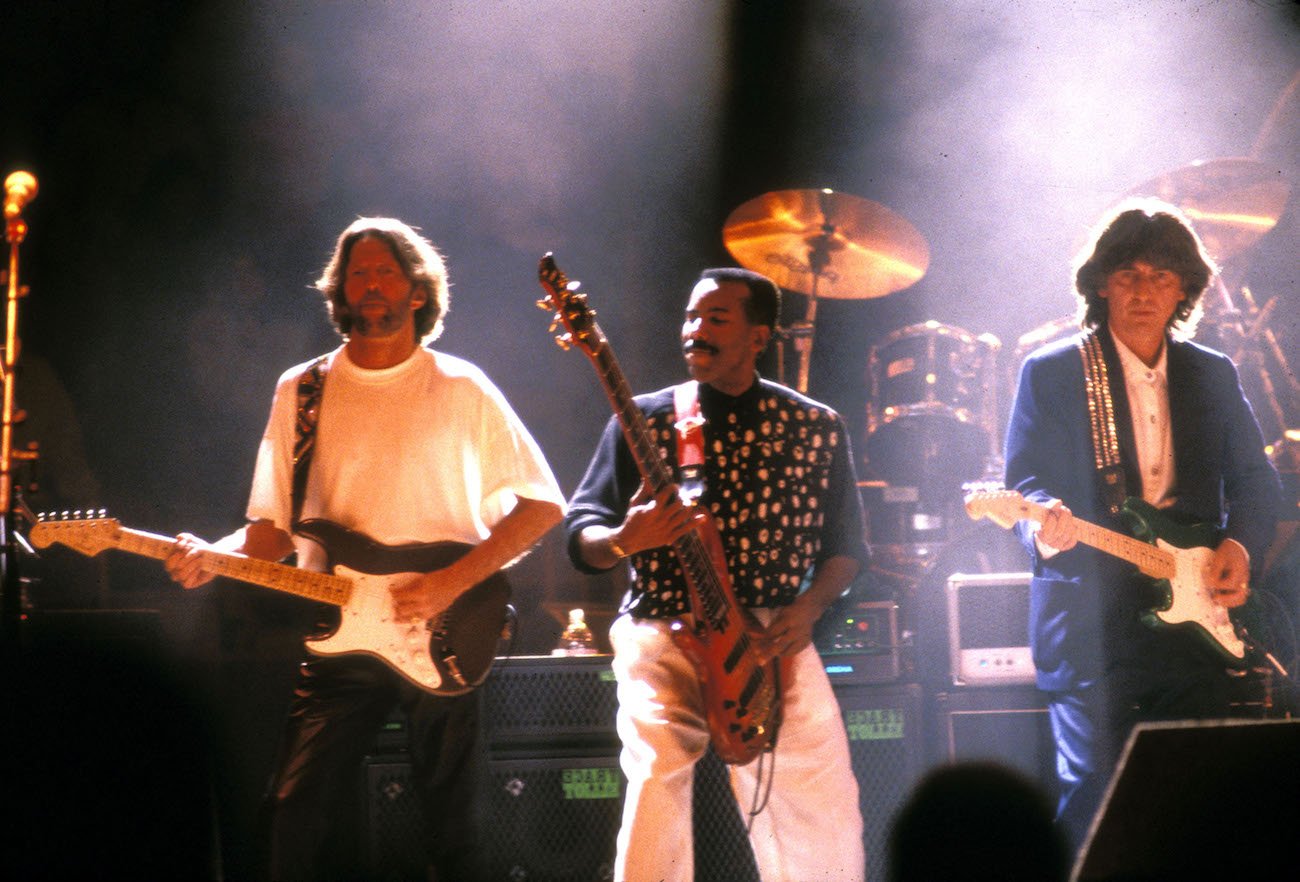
[
  {"left": 788, "top": 221, "right": 839, "bottom": 394},
  {"left": 2, "top": 206, "right": 38, "bottom": 645},
  {"left": 1210, "top": 276, "right": 1298, "bottom": 437}
]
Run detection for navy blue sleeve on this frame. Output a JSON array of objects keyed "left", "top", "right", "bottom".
[
  {"left": 816, "top": 414, "right": 871, "bottom": 569},
  {"left": 563, "top": 413, "right": 641, "bottom": 574}
]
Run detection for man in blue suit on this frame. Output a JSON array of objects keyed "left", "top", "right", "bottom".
[{"left": 1003, "top": 199, "right": 1283, "bottom": 850}]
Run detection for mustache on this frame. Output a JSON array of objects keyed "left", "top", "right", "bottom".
[{"left": 683, "top": 339, "right": 718, "bottom": 355}]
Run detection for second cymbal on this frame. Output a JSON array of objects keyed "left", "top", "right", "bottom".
[
  {"left": 723, "top": 188, "right": 929, "bottom": 299},
  {"left": 1127, "top": 157, "right": 1291, "bottom": 264}
]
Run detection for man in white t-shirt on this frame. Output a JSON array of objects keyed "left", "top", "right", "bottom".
[{"left": 166, "top": 217, "right": 564, "bottom": 880}]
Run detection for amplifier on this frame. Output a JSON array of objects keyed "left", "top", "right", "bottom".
[
  {"left": 946, "top": 572, "right": 1035, "bottom": 686},
  {"left": 483, "top": 754, "right": 624, "bottom": 881},
  {"left": 934, "top": 686, "right": 1055, "bottom": 789},
  {"left": 480, "top": 654, "right": 620, "bottom": 754},
  {"left": 836, "top": 682, "right": 925, "bottom": 882},
  {"left": 817, "top": 600, "right": 903, "bottom": 684}
]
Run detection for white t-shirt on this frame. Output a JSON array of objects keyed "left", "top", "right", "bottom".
[{"left": 246, "top": 345, "right": 564, "bottom": 572}]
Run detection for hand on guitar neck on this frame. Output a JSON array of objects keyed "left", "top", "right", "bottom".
[
  {"left": 1022, "top": 494, "right": 1251, "bottom": 610},
  {"left": 167, "top": 522, "right": 447, "bottom": 623},
  {"left": 578, "top": 480, "right": 706, "bottom": 570},
  {"left": 165, "top": 520, "right": 295, "bottom": 589}
]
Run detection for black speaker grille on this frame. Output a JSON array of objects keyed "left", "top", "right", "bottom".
[
  {"left": 836, "top": 683, "right": 925, "bottom": 882},
  {"left": 481, "top": 655, "right": 620, "bottom": 752},
  {"left": 484, "top": 755, "right": 623, "bottom": 881},
  {"left": 693, "top": 748, "right": 760, "bottom": 882},
  {"left": 950, "top": 575, "right": 1031, "bottom": 649},
  {"left": 937, "top": 687, "right": 1056, "bottom": 789},
  {"left": 362, "top": 759, "right": 426, "bottom": 881}
]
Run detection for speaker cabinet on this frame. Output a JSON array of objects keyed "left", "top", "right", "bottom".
[
  {"left": 483, "top": 754, "right": 624, "bottom": 881},
  {"left": 362, "top": 758, "right": 426, "bottom": 881},
  {"left": 480, "top": 655, "right": 619, "bottom": 754},
  {"left": 1076, "top": 719, "right": 1300, "bottom": 881},
  {"left": 363, "top": 659, "right": 927, "bottom": 881},
  {"left": 933, "top": 686, "right": 1055, "bottom": 790},
  {"left": 835, "top": 682, "right": 925, "bottom": 882}
]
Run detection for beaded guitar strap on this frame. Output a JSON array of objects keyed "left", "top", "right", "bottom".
[
  {"left": 291, "top": 354, "right": 330, "bottom": 528},
  {"left": 1079, "top": 332, "right": 1127, "bottom": 517}
]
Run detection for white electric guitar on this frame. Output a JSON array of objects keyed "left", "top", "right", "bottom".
[
  {"left": 964, "top": 489, "right": 1248, "bottom": 665},
  {"left": 30, "top": 513, "right": 512, "bottom": 695}
]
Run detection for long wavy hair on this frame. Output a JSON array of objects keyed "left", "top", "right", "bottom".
[
  {"left": 1074, "top": 198, "right": 1216, "bottom": 339},
  {"left": 316, "top": 217, "right": 450, "bottom": 344}
]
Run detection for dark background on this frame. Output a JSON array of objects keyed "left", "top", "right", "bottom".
[{"left": 3, "top": 1, "right": 1297, "bottom": 876}]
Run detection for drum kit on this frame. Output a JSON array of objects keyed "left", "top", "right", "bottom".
[{"left": 721, "top": 159, "right": 1296, "bottom": 576}]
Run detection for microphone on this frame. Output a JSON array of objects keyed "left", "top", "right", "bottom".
[{"left": 4, "top": 171, "right": 38, "bottom": 219}]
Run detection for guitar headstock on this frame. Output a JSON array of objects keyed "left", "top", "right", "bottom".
[
  {"left": 536, "top": 253, "right": 602, "bottom": 356},
  {"left": 29, "top": 511, "right": 121, "bottom": 557},
  {"left": 963, "top": 488, "right": 1032, "bottom": 530}
]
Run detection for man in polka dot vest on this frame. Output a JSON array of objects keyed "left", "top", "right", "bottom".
[{"left": 565, "top": 267, "right": 870, "bottom": 882}]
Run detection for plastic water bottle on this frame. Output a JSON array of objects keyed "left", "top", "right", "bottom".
[{"left": 553, "top": 607, "right": 598, "bottom": 656}]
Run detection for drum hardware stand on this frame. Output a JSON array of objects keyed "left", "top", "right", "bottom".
[
  {"left": 757, "top": 193, "right": 842, "bottom": 393},
  {"left": 1207, "top": 275, "right": 1298, "bottom": 440},
  {"left": 2, "top": 171, "right": 39, "bottom": 647},
  {"left": 786, "top": 218, "right": 837, "bottom": 394}
]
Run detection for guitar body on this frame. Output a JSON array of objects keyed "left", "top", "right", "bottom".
[
  {"left": 667, "top": 518, "right": 791, "bottom": 766},
  {"left": 1119, "top": 500, "right": 1245, "bottom": 664},
  {"left": 296, "top": 519, "right": 512, "bottom": 696}
]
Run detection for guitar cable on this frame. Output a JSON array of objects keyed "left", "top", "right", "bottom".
[
  {"left": 741, "top": 742, "right": 779, "bottom": 833},
  {"left": 1237, "top": 624, "right": 1290, "bottom": 680}
]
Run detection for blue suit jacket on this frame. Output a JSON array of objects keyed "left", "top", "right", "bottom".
[{"left": 1004, "top": 327, "right": 1282, "bottom": 691}]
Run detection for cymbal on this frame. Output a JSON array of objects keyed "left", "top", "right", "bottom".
[
  {"left": 722, "top": 188, "right": 929, "bottom": 299},
  {"left": 1126, "top": 157, "right": 1291, "bottom": 263}
]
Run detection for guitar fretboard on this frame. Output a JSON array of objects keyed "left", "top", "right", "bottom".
[
  {"left": 115, "top": 526, "right": 352, "bottom": 606},
  {"left": 1015, "top": 498, "right": 1175, "bottom": 579}
]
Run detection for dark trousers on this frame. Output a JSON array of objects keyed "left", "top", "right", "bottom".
[
  {"left": 261, "top": 655, "right": 484, "bottom": 881},
  {"left": 1047, "top": 635, "right": 1235, "bottom": 852}
]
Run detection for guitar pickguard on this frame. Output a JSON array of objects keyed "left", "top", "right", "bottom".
[{"left": 1148, "top": 540, "right": 1245, "bottom": 661}]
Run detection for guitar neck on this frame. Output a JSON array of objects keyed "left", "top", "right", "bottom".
[
  {"left": 583, "top": 330, "right": 677, "bottom": 494},
  {"left": 1018, "top": 498, "right": 1175, "bottom": 579},
  {"left": 115, "top": 526, "right": 351, "bottom": 606}
]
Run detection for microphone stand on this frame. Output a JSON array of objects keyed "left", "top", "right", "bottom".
[{"left": 2, "top": 206, "right": 37, "bottom": 647}]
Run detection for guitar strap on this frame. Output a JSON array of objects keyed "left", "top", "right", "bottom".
[
  {"left": 292, "top": 353, "right": 331, "bottom": 528},
  {"left": 1079, "top": 331, "right": 1127, "bottom": 517},
  {"left": 673, "top": 381, "right": 707, "bottom": 503}
]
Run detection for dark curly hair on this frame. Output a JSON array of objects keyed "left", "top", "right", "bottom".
[
  {"left": 1074, "top": 198, "right": 1215, "bottom": 338},
  {"left": 316, "top": 217, "right": 450, "bottom": 344}
]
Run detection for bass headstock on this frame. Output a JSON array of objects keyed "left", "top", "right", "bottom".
[{"left": 536, "top": 252, "right": 603, "bottom": 356}]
